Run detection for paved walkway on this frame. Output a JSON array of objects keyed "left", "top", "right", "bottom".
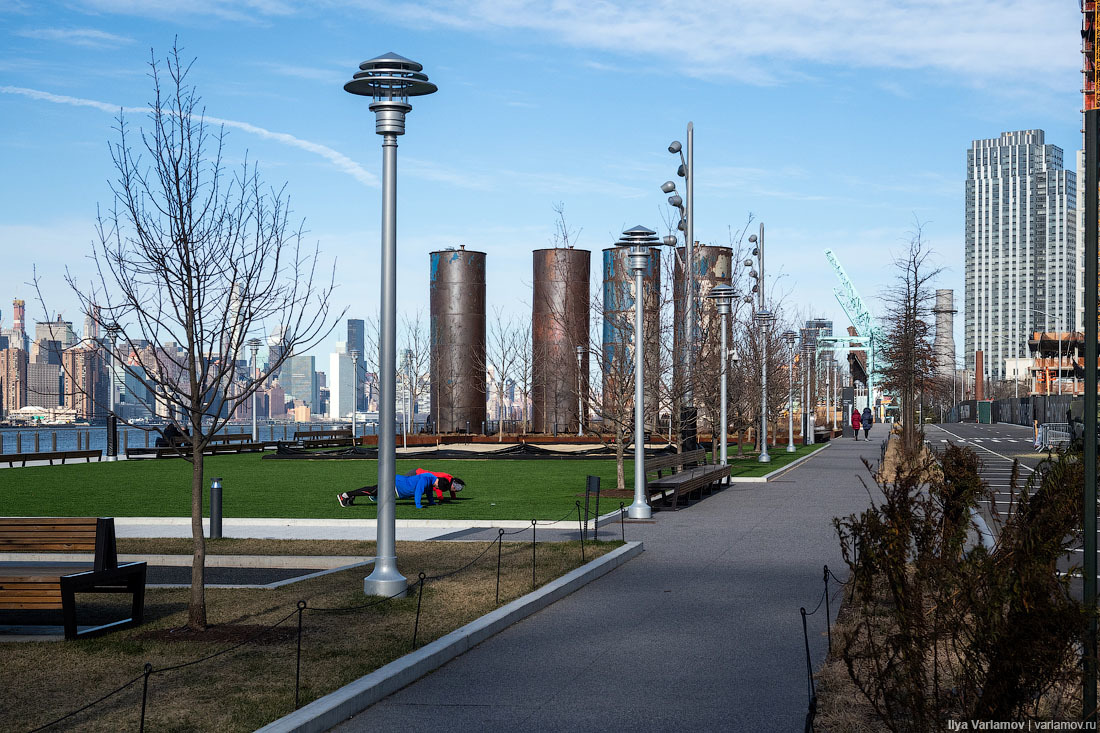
[{"left": 330, "top": 427, "right": 884, "bottom": 733}]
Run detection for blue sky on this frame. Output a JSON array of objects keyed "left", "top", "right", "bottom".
[{"left": 0, "top": 0, "right": 1083, "bottom": 365}]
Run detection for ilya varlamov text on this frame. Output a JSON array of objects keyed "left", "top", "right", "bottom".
[{"left": 948, "top": 722, "right": 1097, "bottom": 731}]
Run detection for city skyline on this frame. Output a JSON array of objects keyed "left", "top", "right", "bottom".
[{"left": 0, "top": 2, "right": 1083, "bottom": 367}]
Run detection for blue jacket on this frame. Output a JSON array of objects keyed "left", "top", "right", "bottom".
[{"left": 395, "top": 473, "right": 436, "bottom": 509}]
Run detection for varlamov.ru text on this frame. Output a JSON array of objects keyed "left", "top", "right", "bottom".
[{"left": 948, "top": 722, "right": 1097, "bottom": 731}]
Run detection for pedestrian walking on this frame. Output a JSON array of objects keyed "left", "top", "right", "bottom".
[
  {"left": 851, "top": 408, "right": 861, "bottom": 440},
  {"left": 861, "top": 406, "right": 873, "bottom": 440}
]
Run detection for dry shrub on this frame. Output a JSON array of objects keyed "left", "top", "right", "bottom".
[{"left": 829, "top": 443, "right": 1086, "bottom": 731}]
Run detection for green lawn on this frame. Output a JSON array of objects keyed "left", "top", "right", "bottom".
[
  {"left": 0, "top": 442, "right": 827, "bottom": 520},
  {"left": 720, "top": 442, "right": 826, "bottom": 477}
]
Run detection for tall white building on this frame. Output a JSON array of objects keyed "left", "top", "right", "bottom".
[
  {"left": 328, "top": 342, "right": 355, "bottom": 420},
  {"left": 965, "top": 130, "right": 1077, "bottom": 380}
]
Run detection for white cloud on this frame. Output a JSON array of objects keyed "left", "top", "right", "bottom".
[
  {"left": 0, "top": 85, "right": 379, "bottom": 188},
  {"left": 72, "top": 0, "right": 296, "bottom": 22},
  {"left": 16, "top": 27, "right": 134, "bottom": 47},
  {"left": 357, "top": 0, "right": 1079, "bottom": 88}
]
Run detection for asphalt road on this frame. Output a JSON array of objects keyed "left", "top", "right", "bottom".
[{"left": 925, "top": 421, "right": 1085, "bottom": 591}]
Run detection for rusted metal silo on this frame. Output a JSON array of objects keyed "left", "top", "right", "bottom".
[
  {"left": 429, "top": 248, "right": 486, "bottom": 433},
  {"left": 532, "top": 248, "right": 590, "bottom": 434},
  {"left": 601, "top": 245, "right": 661, "bottom": 431},
  {"left": 673, "top": 244, "right": 733, "bottom": 434}
]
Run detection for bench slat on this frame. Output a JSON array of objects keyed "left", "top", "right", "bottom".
[
  {"left": 0, "top": 518, "right": 100, "bottom": 526},
  {"left": 0, "top": 601, "right": 64, "bottom": 610}
]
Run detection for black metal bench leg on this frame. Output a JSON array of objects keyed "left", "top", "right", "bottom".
[
  {"left": 60, "top": 579, "right": 78, "bottom": 641},
  {"left": 131, "top": 566, "right": 147, "bottom": 625}
]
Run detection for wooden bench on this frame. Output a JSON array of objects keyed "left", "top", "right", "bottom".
[
  {"left": 0, "top": 449, "right": 102, "bottom": 468},
  {"left": 644, "top": 449, "right": 730, "bottom": 510},
  {"left": 126, "top": 431, "right": 272, "bottom": 458},
  {"left": 292, "top": 429, "right": 354, "bottom": 448},
  {"left": 0, "top": 517, "right": 146, "bottom": 640}
]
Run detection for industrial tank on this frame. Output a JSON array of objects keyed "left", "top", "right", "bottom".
[
  {"left": 531, "top": 248, "right": 590, "bottom": 433},
  {"left": 601, "top": 245, "right": 661, "bottom": 430},
  {"left": 429, "top": 247, "right": 486, "bottom": 433}
]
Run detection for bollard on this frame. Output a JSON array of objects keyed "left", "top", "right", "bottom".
[
  {"left": 16, "top": 432, "right": 21, "bottom": 452},
  {"left": 144, "top": 430, "right": 149, "bottom": 447},
  {"left": 34, "top": 432, "right": 40, "bottom": 452},
  {"left": 209, "top": 477, "right": 223, "bottom": 539},
  {"left": 76, "top": 431, "right": 82, "bottom": 451},
  {"left": 52, "top": 432, "right": 57, "bottom": 451}
]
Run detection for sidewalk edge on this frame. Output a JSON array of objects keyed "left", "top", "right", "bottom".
[
  {"left": 728, "top": 443, "right": 832, "bottom": 483},
  {"left": 255, "top": 540, "right": 644, "bottom": 733}
]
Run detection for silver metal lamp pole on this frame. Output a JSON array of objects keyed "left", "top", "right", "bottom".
[
  {"left": 618, "top": 226, "right": 658, "bottom": 520},
  {"left": 350, "top": 349, "right": 361, "bottom": 441},
  {"left": 104, "top": 322, "right": 119, "bottom": 461},
  {"left": 708, "top": 285, "right": 736, "bottom": 468},
  {"left": 576, "top": 345, "right": 585, "bottom": 437},
  {"left": 747, "top": 225, "right": 770, "bottom": 463},
  {"left": 783, "top": 331, "right": 797, "bottom": 452},
  {"left": 661, "top": 124, "right": 695, "bottom": 449},
  {"left": 248, "top": 338, "right": 261, "bottom": 442},
  {"left": 345, "top": 52, "right": 437, "bottom": 598}
]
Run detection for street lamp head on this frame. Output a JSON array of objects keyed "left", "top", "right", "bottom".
[
  {"left": 667, "top": 194, "right": 683, "bottom": 208},
  {"left": 677, "top": 163, "right": 687, "bottom": 178},
  {"left": 748, "top": 234, "right": 757, "bottom": 244},
  {"left": 706, "top": 284, "right": 737, "bottom": 315},
  {"left": 668, "top": 141, "right": 682, "bottom": 154},
  {"left": 662, "top": 235, "right": 678, "bottom": 247},
  {"left": 616, "top": 225, "right": 659, "bottom": 272},
  {"left": 247, "top": 337, "right": 261, "bottom": 357},
  {"left": 743, "top": 295, "right": 753, "bottom": 304},
  {"left": 660, "top": 180, "right": 677, "bottom": 194},
  {"left": 782, "top": 330, "right": 797, "bottom": 346},
  {"left": 345, "top": 52, "right": 437, "bottom": 99},
  {"left": 576, "top": 345, "right": 585, "bottom": 357},
  {"left": 743, "top": 259, "right": 753, "bottom": 267},
  {"left": 677, "top": 220, "right": 686, "bottom": 232},
  {"left": 754, "top": 309, "right": 775, "bottom": 324}
]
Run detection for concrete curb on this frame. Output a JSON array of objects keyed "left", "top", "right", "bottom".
[
  {"left": 255, "top": 540, "right": 644, "bottom": 733},
  {"left": 112, "top": 516, "right": 583, "bottom": 531},
  {"left": 0, "top": 553, "right": 372, "bottom": 569},
  {"left": 727, "top": 443, "right": 831, "bottom": 483}
]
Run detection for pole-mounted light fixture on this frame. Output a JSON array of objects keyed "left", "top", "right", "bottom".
[
  {"left": 707, "top": 284, "right": 737, "bottom": 471},
  {"left": 346, "top": 51, "right": 437, "bottom": 598},
  {"left": 616, "top": 225, "right": 659, "bottom": 519}
]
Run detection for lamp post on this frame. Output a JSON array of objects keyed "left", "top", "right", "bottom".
[
  {"left": 248, "top": 338, "right": 261, "bottom": 442},
  {"left": 104, "top": 322, "right": 120, "bottom": 461},
  {"left": 661, "top": 124, "right": 695, "bottom": 450},
  {"left": 832, "top": 357, "right": 838, "bottom": 430},
  {"left": 617, "top": 225, "right": 658, "bottom": 520},
  {"left": 782, "top": 330, "right": 797, "bottom": 452},
  {"left": 707, "top": 285, "right": 736, "bottom": 468},
  {"left": 345, "top": 51, "right": 437, "bottom": 598},
  {"left": 576, "top": 345, "right": 585, "bottom": 437},
  {"left": 350, "top": 349, "right": 361, "bottom": 441},
  {"left": 753, "top": 308, "right": 775, "bottom": 462}
]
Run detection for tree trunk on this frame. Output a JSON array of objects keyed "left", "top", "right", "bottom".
[{"left": 188, "top": 441, "right": 207, "bottom": 630}]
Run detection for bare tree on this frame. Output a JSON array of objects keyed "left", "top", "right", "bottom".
[
  {"left": 54, "top": 46, "right": 339, "bottom": 630},
  {"left": 398, "top": 311, "right": 431, "bottom": 433},
  {"left": 513, "top": 320, "right": 534, "bottom": 434},
  {"left": 879, "top": 223, "right": 941, "bottom": 453},
  {"left": 483, "top": 307, "right": 519, "bottom": 440}
]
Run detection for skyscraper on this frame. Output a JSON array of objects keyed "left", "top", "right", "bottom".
[
  {"left": 282, "top": 354, "right": 318, "bottom": 411},
  {"left": 965, "top": 130, "right": 1077, "bottom": 380},
  {"left": 346, "top": 318, "right": 366, "bottom": 411}
]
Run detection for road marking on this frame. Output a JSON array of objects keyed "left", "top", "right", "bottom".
[{"left": 925, "top": 425, "right": 1035, "bottom": 474}]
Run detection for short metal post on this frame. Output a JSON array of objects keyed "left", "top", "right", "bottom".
[
  {"left": 576, "top": 501, "right": 585, "bottom": 561},
  {"left": 412, "top": 572, "right": 426, "bottom": 649},
  {"left": 139, "top": 662, "right": 152, "bottom": 733},
  {"left": 531, "top": 519, "right": 537, "bottom": 590},
  {"left": 496, "top": 529, "right": 504, "bottom": 604},
  {"left": 34, "top": 432, "right": 39, "bottom": 452},
  {"left": 823, "top": 565, "right": 832, "bottom": 653},
  {"left": 295, "top": 600, "right": 305, "bottom": 709},
  {"left": 15, "top": 432, "right": 20, "bottom": 452},
  {"left": 209, "top": 478, "right": 223, "bottom": 539},
  {"left": 52, "top": 432, "right": 57, "bottom": 451},
  {"left": 620, "top": 502, "right": 626, "bottom": 542}
]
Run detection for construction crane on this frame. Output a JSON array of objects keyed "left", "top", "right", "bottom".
[{"left": 824, "top": 249, "right": 883, "bottom": 397}]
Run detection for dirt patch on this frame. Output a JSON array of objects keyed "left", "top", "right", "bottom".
[
  {"left": 575, "top": 489, "right": 633, "bottom": 499},
  {"left": 136, "top": 624, "right": 297, "bottom": 644}
]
